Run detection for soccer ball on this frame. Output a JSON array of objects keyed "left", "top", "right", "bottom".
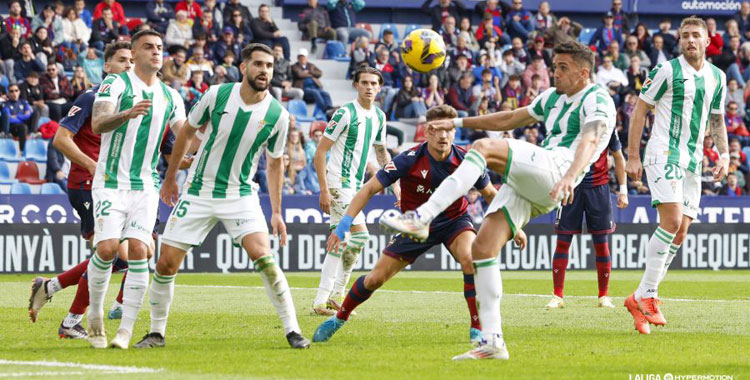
[{"left": 401, "top": 28, "right": 447, "bottom": 73}]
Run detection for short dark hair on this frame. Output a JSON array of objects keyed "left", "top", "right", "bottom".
[
  {"left": 8, "top": 83, "right": 19, "bottom": 90},
  {"left": 553, "top": 40, "right": 595, "bottom": 72},
  {"left": 131, "top": 29, "right": 163, "bottom": 46},
  {"left": 426, "top": 105, "right": 458, "bottom": 121},
  {"left": 353, "top": 67, "right": 384, "bottom": 85},
  {"left": 241, "top": 43, "right": 274, "bottom": 62},
  {"left": 104, "top": 41, "right": 131, "bottom": 62},
  {"left": 383, "top": 29, "right": 393, "bottom": 36}
]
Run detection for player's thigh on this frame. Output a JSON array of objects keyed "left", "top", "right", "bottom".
[
  {"left": 555, "top": 187, "right": 585, "bottom": 234},
  {"left": 122, "top": 190, "right": 160, "bottom": 246},
  {"left": 365, "top": 253, "right": 410, "bottom": 289},
  {"left": 582, "top": 185, "right": 615, "bottom": 234},
  {"left": 470, "top": 138, "right": 509, "bottom": 174},
  {"left": 472, "top": 210, "right": 514, "bottom": 260},
  {"left": 218, "top": 195, "right": 270, "bottom": 248},
  {"left": 504, "top": 138, "right": 568, "bottom": 210},
  {"left": 162, "top": 196, "right": 218, "bottom": 249},
  {"left": 329, "top": 188, "right": 366, "bottom": 228},
  {"left": 91, "top": 188, "right": 128, "bottom": 251}
]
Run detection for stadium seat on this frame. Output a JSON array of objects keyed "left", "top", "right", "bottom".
[
  {"left": 378, "top": 23, "right": 400, "bottom": 43},
  {"left": 24, "top": 139, "right": 48, "bottom": 163},
  {"left": 323, "top": 40, "right": 350, "bottom": 62},
  {"left": 0, "top": 139, "right": 23, "bottom": 162},
  {"left": 356, "top": 23, "right": 375, "bottom": 42},
  {"left": 579, "top": 28, "right": 595, "bottom": 44},
  {"left": 15, "top": 161, "right": 46, "bottom": 185},
  {"left": 41, "top": 182, "right": 65, "bottom": 194},
  {"left": 0, "top": 161, "right": 16, "bottom": 185},
  {"left": 10, "top": 182, "right": 32, "bottom": 194},
  {"left": 403, "top": 24, "right": 423, "bottom": 37},
  {"left": 287, "top": 99, "right": 317, "bottom": 123},
  {"left": 0, "top": 74, "right": 9, "bottom": 93}
]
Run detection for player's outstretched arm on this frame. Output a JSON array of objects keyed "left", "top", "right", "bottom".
[
  {"left": 625, "top": 98, "right": 651, "bottom": 181},
  {"left": 267, "top": 153, "right": 288, "bottom": 247},
  {"left": 428, "top": 106, "right": 537, "bottom": 132},
  {"left": 550, "top": 119, "right": 608, "bottom": 206},
  {"left": 709, "top": 113, "right": 730, "bottom": 181},
  {"left": 161, "top": 120, "right": 197, "bottom": 207},
  {"left": 326, "top": 177, "right": 384, "bottom": 253},
  {"left": 314, "top": 136, "right": 335, "bottom": 214}
]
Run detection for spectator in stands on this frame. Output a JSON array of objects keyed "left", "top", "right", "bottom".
[
  {"left": 252, "top": 4, "right": 291, "bottom": 60},
  {"left": 61, "top": 6, "right": 91, "bottom": 56},
  {"left": 93, "top": 0, "right": 127, "bottom": 34},
  {"left": 30, "top": 27, "right": 55, "bottom": 68},
  {"left": 472, "top": 52, "right": 501, "bottom": 84},
  {"left": 75, "top": 0, "right": 93, "bottom": 29},
  {"left": 40, "top": 62, "right": 74, "bottom": 122},
  {"left": 395, "top": 75, "right": 426, "bottom": 118},
  {"left": 90, "top": 8, "right": 121, "bottom": 51},
  {"left": 46, "top": 141, "right": 67, "bottom": 191},
  {"left": 544, "top": 16, "right": 581, "bottom": 47},
  {"left": 299, "top": 0, "right": 338, "bottom": 54},
  {"left": 305, "top": 124, "right": 324, "bottom": 164},
  {"left": 726, "top": 79, "right": 745, "bottom": 117},
  {"left": 193, "top": 10, "right": 220, "bottom": 44},
  {"left": 626, "top": 54, "right": 647, "bottom": 93},
  {"left": 523, "top": 73, "right": 541, "bottom": 106},
  {"left": 226, "top": 9, "right": 254, "bottom": 45},
  {"left": 726, "top": 101, "right": 750, "bottom": 136},
  {"left": 733, "top": 1, "right": 750, "bottom": 42},
  {"left": 596, "top": 55, "right": 627, "bottom": 98},
  {"left": 213, "top": 27, "right": 241, "bottom": 67},
  {"left": 423, "top": 0, "right": 466, "bottom": 33},
  {"left": 703, "top": 135, "right": 719, "bottom": 164},
  {"left": 648, "top": 34, "right": 672, "bottom": 69},
  {"left": 440, "top": 16, "right": 459, "bottom": 48},
  {"left": 271, "top": 44, "right": 304, "bottom": 102},
  {"left": 717, "top": 35, "right": 741, "bottom": 76},
  {"left": 465, "top": 187, "right": 485, "bottom": 225},
  {"left": 190, "top": 32, "right": 214, "bottom": 63},
  {"left": 287, "top": 129, "right": 318, "bottom": 194},
  {"left": 522, "top": 55, "right": 549, "bottom": 90},
  {"left": 610, "top": 0, "right": 629, "bottom": 33},
  {"left": 31, "top": 4, "right": 64, "bottom": 48},
  {"left": 605, "top": 40, "right": 626, "bottom": 70},
  {"left": 209, "top": 64, "right": 228, "bottom": 85},
  {"left": 510, "top": 36, "right": 528, "bottom": 65},
  {"left": 706, "top": 18, "right": 723, "bottom": 61},
  {"left": 590, "top": 11, "right": 622, "bottom": 55},
  {"left": 447, "top": 72, "right": 474, "bottom": 117},
  {"left": 1, "top": 26, "right": 24, "bottom": 83},
  {"left": 506, "top": 0, "right": 533, "bottom": 43},
  {"left": 222, "top": 0, "right": 253, "bottom": 28},
  {"left": 724, "top": 19, "right": 744, "bottom": 47},
  {"left": 162, "top": 47, "right": 190, "bottom": 88},
  {"left": 203, "top": 0, "right": 222, "bottom": 29},
  {"left": 633, "top": 23, "right": 651, "bottom": 53},
  {"left": 187, "top": 45, "right": 214, "bottom": 77},
  {"left": 701, "top": 156, "right": 719, "bottom": 195},
  {"left": 175, "top": 0, "right": 202, "bottom": 23},
  {"left": 218, "top": 50, "right": 239, "bottom": 82},
  {"left": 730, "top": 155, "right": 748, "bottom": 189},
  {"left": 281, "top": 153, "right": 296, "bottom": 195},
  {"left": 349, "top": 36, "right": 372, "bottom": 77},
  {"left": 78, "top": 47, "right": 103, "bottom": 84},
  {"left": 498, "top": 48, "right": 523, "bottom": 87},
  {"left": 146, "top": 0, "right": 175, "bottom": 35},
  {"left": 2, "top": 83, "right": 33, "bottom": 153},
  {"left": 474, "top": 0, "right": 506, "bottom": 31},
  {"left": 447, "top": 54, "right": 471, "bottom": 88},
  {"left": 292, "top": 48, "right": 333, "bottom": 112},
  {"left": 166, "top": 10, "right": 194, "bottom": 50},
  {"left": 375, "top": 29, "right": 399, "bottom": 57},
  {"left": 654, "top": 18, "right": 677, "bottom": 54},
  {"left": 502, "top": 74, "right": 523, "bottom": 109},
  {"left": 476, "top": 12, "right": 505, "bottom": 49},
  {"left": 451, "top": 33, "right": 474, "bottom": 66},
  {"left": 623, "top": 35, "right": 651, "bottom": 69},
  {"left": 186, "top": 70, "right": 208, "bottom": 106},
  {"left": 527, "top": 35, "right": 552, "bottom": 68},
  {"left": 534, "top": 1, "right": 556, "bottom": 34},
  {"left": 14, "top": 42, "right": 45, "bottom": 83},
  {"left": 720, "top": 172, "right": 745, "bottom": 196},
  {"left": 5, "top": 0, "right": 31, "bottom": 38},
  {"left": 423, "top": 73, "right": 445, "bottom": 108},
  {"left": 458, "top": 17, "right": 480, "bottom": 51},
  {"left": 71, "top": 66, "right": 91, "bottom": 99},
  {"left": 19, "top": 71, "right": 46, "bottom": 128},
  {"left": 523, "top": 126, "right": 540, "bottom": 145},
  {"left": 329, "top": 0, "right": 370, "bottom": 43},
  {"left": 373, "top": 47, "right": 400, "bottom": 114}
]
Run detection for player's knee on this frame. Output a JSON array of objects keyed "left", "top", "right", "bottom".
[
  {"left": 155, "top": 259, "right": 178, "bottom": 276},
  {"left": 660, "top": 214, "right": 682, "bottom": 233},
  {"left": 128, "top": 240, "right": 149, "bottom": 259},
  {"left": 471, "top": 239, "right": 496, "bottom": 260},
  {"left": 363, "top": 273, "right": 385, "bottom": 290},
  {"left": 95, "top": 240, "right": 119, "bottom": 259},
  {"left": 469, "top": 138, "right": 492, "bottom": 155}
]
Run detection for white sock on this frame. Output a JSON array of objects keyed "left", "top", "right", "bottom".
[
  {"left": 149, "top": 271, "right": 175, "bottom": 336},
  {"left": 62, "top": 313, "right": 83, "bottom": 328},
  {"left": 635, "top": 227, "right": 676, "bottom": 300},
  {"left": 87, "top": 252, "right": 114, "bottom": 320},
  {"left": 416, "top": 149, "right": 486, "bottom": 223},
  {"left": 47, "top": 277, "right": 62, "bottom": 295},
  {"left": 119, "top": 259, "right": 149, "bottom": 335},
  {"left": 658, "top": 243, "right": 680, "bottom": 282},
  {"left": 332, "top": 231, "right": 368, "bottom": 298},
  {"left": 313, "top": 250, "right": 341, "bottom": 306},
  {"left": 474, "top": 257, "right": 504, "bottom": 345},
  {"left": 255, "top": 255, "right": 300, "bottom": 335}
]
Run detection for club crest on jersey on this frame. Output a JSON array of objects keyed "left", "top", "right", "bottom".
[
  {"left": 420, "top": 170, "right": 428, "bottom": 178},
  {"left": 67, "top": 106, "right": 82, "bottom": 117},
  {"left": 384, "top": 161, "right": 397, "bottom": 172}
]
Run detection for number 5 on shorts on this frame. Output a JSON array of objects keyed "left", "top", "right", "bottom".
[{"left": 173, "top": 200, "right": 190, "bottom": 218}]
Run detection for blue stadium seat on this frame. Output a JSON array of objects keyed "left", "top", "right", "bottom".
[
  {"left": 36, "top": 116, "right": 51, "bottom": 129},
  {"left": 379, "top": 23, "right": 400, "bottom": 42},
  {"left": 579, "top": 28, "right": 595, "bottom": 44},
  {"left": 323, "top": 41, "right": 350, "bottom": 62},
  {"left": 287, "top": 99, "right": 316, "bottom": 123},
  {"left": 24, "top": 139, "right": 48, "bottom": 163},
  {"left": 41, "top": 182, "right": 65, "bottom": 194},
  {"left": 0, "top": 161, "right": 16, "bottom": 185},
  {"left": 743, "top": 146, "right": 750, "bottom": 167},
  {"left": 403, "top": 24, "right": 423, "bottom": 37},
  {"left": 0, "top": 139, "right": 23, "bottom": 162},
  {"left": 10, "top": 182, "right": 32, "bottom": 194},
  {"left": 0, "top": 74, "right": 9, "bottom": 93}
]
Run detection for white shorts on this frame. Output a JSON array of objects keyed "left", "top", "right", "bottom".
[
  {"left": 92, "top": 188, "right": 159, "bottom": 246},
  {"left": 329, "top": 188, "right": 366, "bottom": 228},
  {"left": 161, "top": 194, "right": 268, "bottom": 250},
  {"left": 645, "top": 163, "right": 700, "bottom": 219},
  {"left": 486, "top": 139, "right": 577, "bottom": 236}
]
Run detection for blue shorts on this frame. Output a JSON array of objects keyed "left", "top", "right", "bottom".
[
  {"left": 555, "top": 184, "right": 615, "bottom": 235},
  {"left": 68, "top": 189, "right": 94, "bottom": 239},
  {"left": 383, "top": 214, "right": 475, "bottom": 264}
]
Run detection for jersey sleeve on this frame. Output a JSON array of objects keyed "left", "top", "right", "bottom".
[
  {"left": 375, "top": 150, "right": 413, "bottom": 188},
  {"left": 608, "top": 129, "right": 622, "bottom": 152},
  {"left": 187, "top": 86, "right": 216, "bottom": 128},
  {"left": 167, "top": 87, "right": 187, "bottom": 128},
  {"left": 373, "top": 109, "right": 387, "bottom": 146},
  {"left": 266, "top": 111, "right": 289, "bottom": 159},
  {"left": 527, "top": 87, "right": 555, "bottom": 121},
  {"left": 59, "top": 91, "right": 94, "bottom": 134},
  {"left": 323, "top": 106, "right": 350, "bottom": 142},
  {"left": 710, "top": 70, "right": 727, "bottom": 115},
  {"left": 582, "top": 89, "right": 615, "bottom": 125},
  {"left": 94, "top": 73, "right": 125, "bottom": 105},
  {"left": 639, "top": 63, "right": 670, "bottom": 106}
]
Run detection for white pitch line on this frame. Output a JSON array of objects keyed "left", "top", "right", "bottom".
[
  {"left": 0, "top": 360, "right": 162, "bottom": 376},
  {"left": 175, "top": 284, "right": 750, "bottom": 303}
]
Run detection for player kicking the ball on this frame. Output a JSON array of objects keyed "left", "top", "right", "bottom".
[
  {"left": 134, "top": 43, "right": 310, "bottom": 349},
  {"left": 380, "top": 41, "right": 617, "bottom": 360},
  {"left": 312, "top": 105, "right": 525, "bottom": 344},
  {"left": 311, "top": 67, "right": 396, "bottom": 316},
  {"left": 624, "top": 16, "right": 728, "bottom": 335},
  {"left": 88, "top": 30, "right": 186, "bottom": 349}
]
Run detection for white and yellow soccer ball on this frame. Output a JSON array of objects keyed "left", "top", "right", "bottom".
[{"left": 401, "top": 28, "right": 447, "bottom": 73}]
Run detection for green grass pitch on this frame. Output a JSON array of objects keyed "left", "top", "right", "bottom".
[{"left": 1, "top": 270, "right": 748, "bottom": 379}]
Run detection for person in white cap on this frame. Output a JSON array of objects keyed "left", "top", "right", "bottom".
[{"left": 291, "top": 47, "right": 333, "bottom": 111}]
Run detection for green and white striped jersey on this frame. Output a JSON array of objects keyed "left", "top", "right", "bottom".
[
  {"left": 185, "top": 83, "right": 289, "bottom": 199},
  {"left": 93, "top": 72, "right": 186, "bottom": 191},
  {"left": 639, "top": 55, "right": 726, "bottom": 174},
  {"left": 528, "top": 83, "right": 617, "bottom": 166},
  {"left": 324, "top": 100, "right": 387, "bottom": 190}
]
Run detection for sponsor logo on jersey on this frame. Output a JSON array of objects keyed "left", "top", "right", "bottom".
[
  {"left": 83, "top": 201, "right": 91, "bottom": 210},
  {"left": 67, "top": 106, "right": 82, "bottom": 117},
  {"left": 384, "top": 161, "right": 397, "bottom": 172},
  {"left": 420, "top": 169, "right": 428, "bottom": 178},
  {"left": 408, "top": 151, "right": 416, "bottom": 156}
]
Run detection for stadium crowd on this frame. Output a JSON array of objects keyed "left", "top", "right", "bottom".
[{"left": 1, "top": 0, "right": 749, "bottom": 199}]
